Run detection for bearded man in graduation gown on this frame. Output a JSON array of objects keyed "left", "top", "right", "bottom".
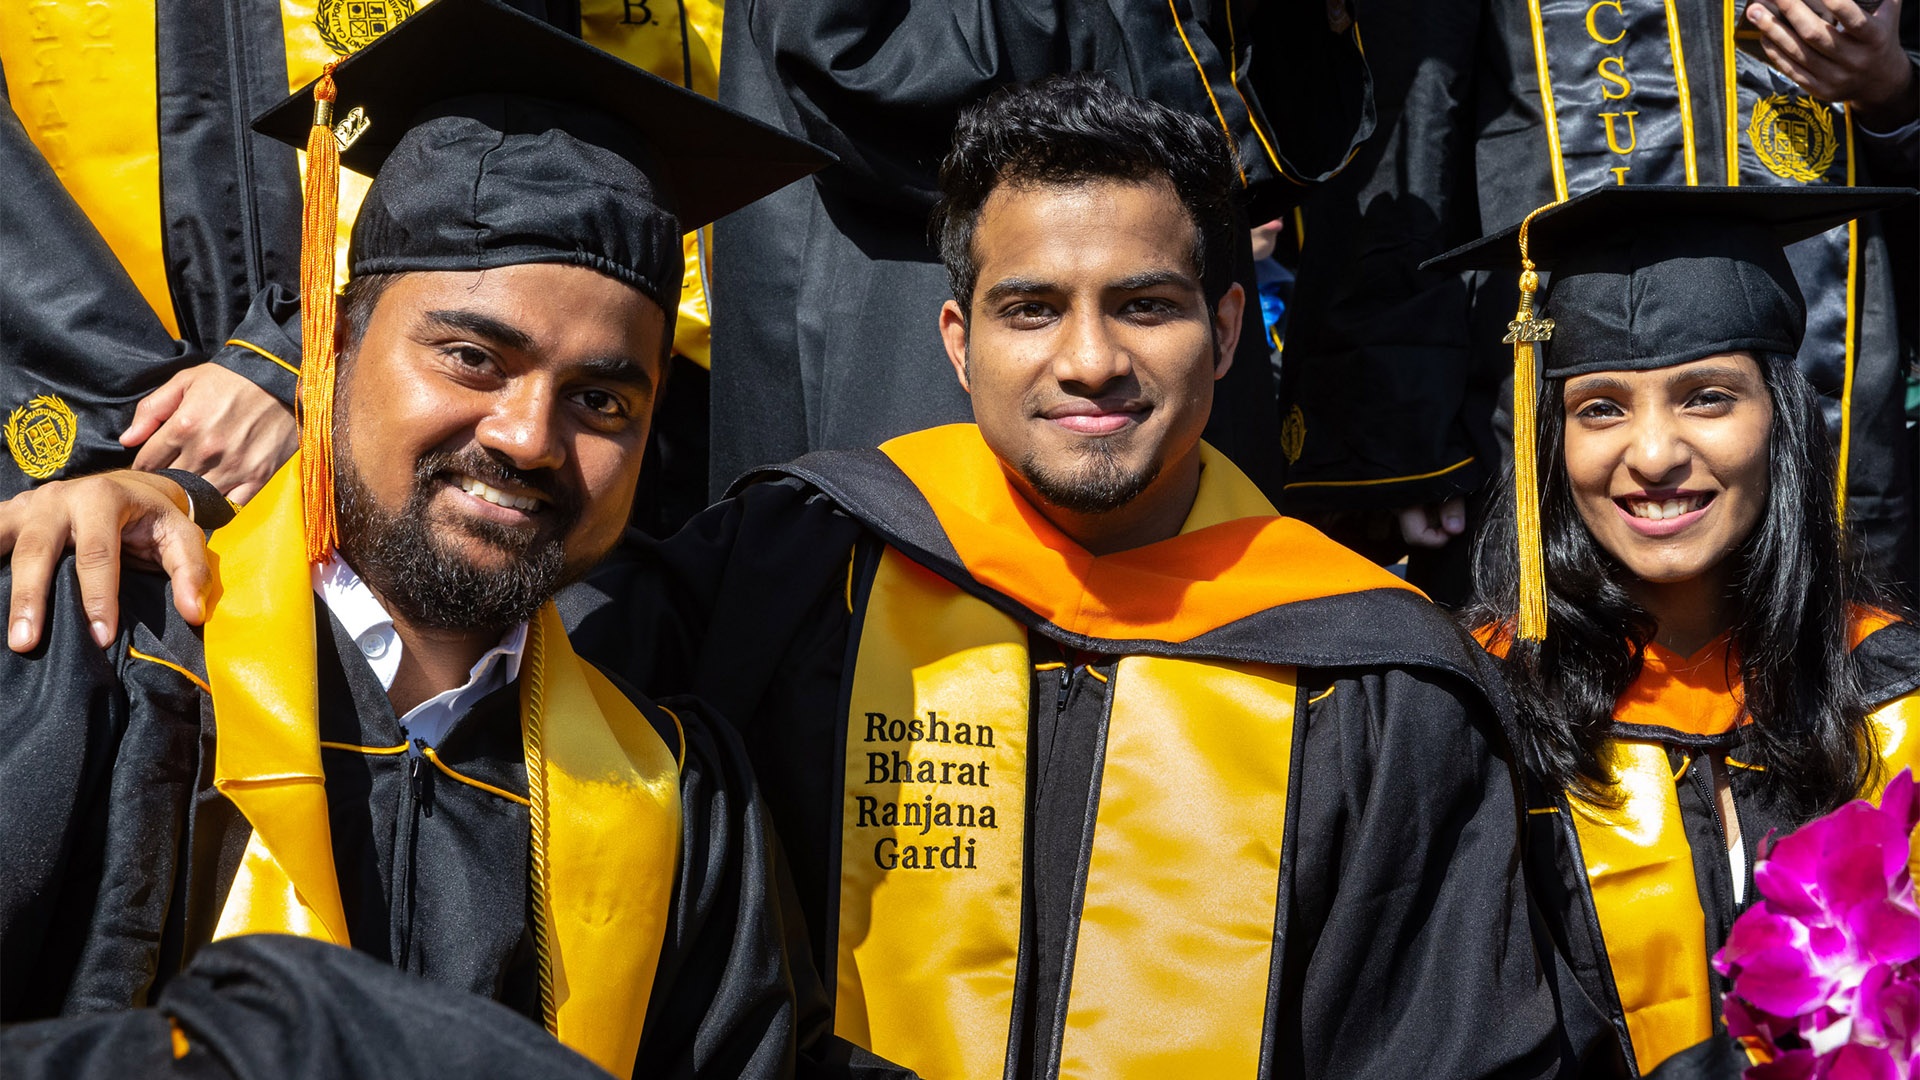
[
  {"left": 0, "top": 4, "right": 850, "bottom": 1078},
  {"left": 0, "top": 76, "right": 1571, "bottom": 1079},
  {"left": 2, "top": 0, "right": 720, "bottom": 535}
]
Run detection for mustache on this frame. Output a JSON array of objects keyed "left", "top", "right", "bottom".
[{"left": 415, "top": 447, "right": 584, "bottom": 532}]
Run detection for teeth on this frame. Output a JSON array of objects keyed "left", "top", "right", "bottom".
[
  {"left": 1626, "top": 496, "right": 1705, "bottom": 520},
  {"left": 457, "top": 476, "right": 539, "bottom": 512}
]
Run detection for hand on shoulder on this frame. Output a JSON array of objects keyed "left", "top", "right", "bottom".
[{"left": 1, "top": 470, "right": 207, "bottom": 653}]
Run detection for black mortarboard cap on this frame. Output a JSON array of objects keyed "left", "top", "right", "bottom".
[
  {"left": 1423, "top": 184, "right": 1914, "bottom": 378},
  {"left": 254, "top": 0, "right": 832, "bottom": 308},
  {"left": 1422, "top": 183, "right": 1913, "bottom": 641}
]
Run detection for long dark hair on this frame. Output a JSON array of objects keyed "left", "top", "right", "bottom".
[{"left": 1467, "top": 357, "right": 1881, "bottom": 822}]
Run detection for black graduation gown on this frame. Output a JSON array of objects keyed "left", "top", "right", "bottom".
[
  {"left": 706, "top": 0, "right": 1375, "bottom": 502},
  {"left": 561, "top": 449, "right": 1571, "bottom": 1079},
  {"left": 1276, "top": 0, "right": 1920, "bottom": 591},
  {"left": 0, "top": 556, "right": 819, "bottom": 1080},
  {"left": 1521, "top": 620, "right": 1920, "bottom": 1077},
  {"left": 2, "top": 934, "right": 616, "bottom": 1080}
]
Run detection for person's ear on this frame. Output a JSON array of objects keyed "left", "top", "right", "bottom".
[
  {"left": 1211, "top": 282, "right": 1246, "bottom": 379},
  {"left": 940, "top": 300, "right": 973, "bottom": 393}
]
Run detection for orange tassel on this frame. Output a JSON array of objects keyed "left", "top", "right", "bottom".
[
  {"left": 1505, "top": 204, "right": 1558, "bottom": 642},
  {"left": 299, "top": 65, "right": 342, "bottom": 564}
]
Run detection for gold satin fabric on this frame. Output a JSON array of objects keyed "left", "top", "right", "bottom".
[
  {"left": 1059, "top": 656, "right": 1296, "bottom": 1079},
  {"left": 1574, "top": 680, "right": 1920, "bottom": 1074},
  {"left": 0, "top": 0, "right": 177, "bottom": 335},
  {"left": 835, "top": 546, "right": 1031, "bottom": 1080},
  {"left": 836, "top": 548, "right": 1302, "bottom": 1077},
  {"left": 1569, "top": 743, "right": 1712, "bottom": 1075},
  {"left": 204, "top": 458, "right": 678, "bottom": 1079},
  {"left": 520, "top": 603, "right": 682, "bottom": 1078}
]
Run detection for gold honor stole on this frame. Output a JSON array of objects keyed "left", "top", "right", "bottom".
[
  {"left": 201, "top": 458, "right": 681, "bottom": 1079},
  {"left": 1525, "top": 0, "right": 1701, "bottom": 198},
  {"left": 0, "top": 0, "right": 178, "bottom": 335},
  {"left": 1569, "top": 623, "right": 1920, "bottom": 1074},
  {"left": 832, "top": 425, "right": 1418, "bottom": 1079}
]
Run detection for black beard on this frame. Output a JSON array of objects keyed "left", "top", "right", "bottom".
[
  {"left": 1016, "top": 439, "right": 1159, "bottom": 515},
  {"left": 333, "top": 446, "right": 582, "bottom": 635}
]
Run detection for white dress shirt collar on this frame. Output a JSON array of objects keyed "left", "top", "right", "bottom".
[{"left": 312, "top": 554, "right": 527, "bottom": 749}]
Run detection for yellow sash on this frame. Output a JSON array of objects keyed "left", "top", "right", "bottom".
[
  {"left": 0, "top": 0, "right": 177, "bottom": 335},
  {"left": 1059, "top": 656, "right": 1295, "bottom": 1079},
  {"left": 836, "top": 550, "right": 1299, "bottom": 1078},
  {"left": 1569, "top": 743, "right": 1713, "bottom": 1075},
  {"left": 204, "top": 458, "right": 679, "bottom": 1079},
  {"left": 1574, "top": 681, "right": 1920, "bottom": 1074},
  {"left": 835, "top": 548, "right": 1031, "bottom": 1078}
]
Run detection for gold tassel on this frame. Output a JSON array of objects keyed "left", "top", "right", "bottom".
[
  {"left": 1504, "top": 205, "right": 1558, "bottom": 641},
  {"left": 299, "top": 64, "right": 342, "bottom": 564}
]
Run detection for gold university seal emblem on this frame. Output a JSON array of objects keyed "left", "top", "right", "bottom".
[
  {"left": 1281, "top": 405, "right": 1307, "bottom": 464},
  {"left": 6, "top": 394, "right": 78, "bottom": 480},
  {"left": 1750, "top": 94, "right": 1836, "bottom": 183},
  {"left": 316, "top": 0, "right": 416, "bottom": 55}
]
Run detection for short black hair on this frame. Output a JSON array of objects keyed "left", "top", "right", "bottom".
[
  {"left": 340, "top": 271, "right": 404, "bottom": 359},
  {"left": 930, "top": 73, "right": 1241, "bottom": 314}
]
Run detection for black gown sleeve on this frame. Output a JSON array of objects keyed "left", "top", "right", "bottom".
[
  {"left": 0, "top": 560, "right": 130, "bottom": 1019},
  {"left": 2, "top": 935, "right": 615, "bottom": 1080},
  {"left": 204, "top": 285, "right": 302, "bottom": 410},
  {"left": 1280, "top": 666, "right": 1563, "bottom": 1080},
  {"left": 630, "top": 692, "right": 807, "bottom": 1080},
  {"left": 0, "top": 559, "right": 201, "bottom": 1021},
  {"left": 0, "top": 88, "right": 199, "bottom": 499}
]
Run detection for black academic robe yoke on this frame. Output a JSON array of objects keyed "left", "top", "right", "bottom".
[
  {"left": 562, "top": 452, "right": 1567, "bottom": 1079},
  {"left": 0, "top": 557, "right": 813, "bottom": 1080}
]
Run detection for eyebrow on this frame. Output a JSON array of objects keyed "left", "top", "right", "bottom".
[
  {"left": 981, "top": 277, "right": 1057, "bottom": 305},
  {"left": 1112, "top": 269, "right": 1200, "bottom": 293},
  {"left": 1563, "top": 373, "right": 1633, "bottom": 396},
  {"left": 979, "top": 268, "right": 1200, "bottom": 306},
  {"left": 1668, "top": 364, "right": 1756, "bottom": 388},
  {"left": 573, "top": 353, "right": 655, "bottom": 392},
  {"left": 418, "top": 308, "right": 536, "bottom": 353},
  {"left": 419, "top": 309, "right": 654, "bottom": 390}
]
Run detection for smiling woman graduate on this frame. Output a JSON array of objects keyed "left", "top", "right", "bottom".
[{"left": 1436, "top": 184, "right": 1920, "bottom": 1077}]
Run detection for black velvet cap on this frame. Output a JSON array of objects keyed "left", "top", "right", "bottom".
[
  {"left": 1423, "top": 185, "right": 1914, "bottom": 378},
  {"left": 252, "top": 0, "right": 832, "bottom": 310}
]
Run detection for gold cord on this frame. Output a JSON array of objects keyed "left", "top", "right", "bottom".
[{"left": 522, "top": 616, "right": 558, "bottom": 1035}]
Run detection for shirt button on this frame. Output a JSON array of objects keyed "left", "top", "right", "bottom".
[{"left": 360, "top": 630, "right": 390, "bottom": 659}]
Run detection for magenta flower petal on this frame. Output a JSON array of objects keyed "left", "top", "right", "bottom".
[
  {"left": 1725, "top": 992, "right": 1791, "bottom": 1053},
  {"left": 1816, "top": 1043, "right": 1901, "bottom": 1080},
  {"left": 1876, "top": 770, "right": 1916, "bottom": 830},
  {"left": 1725, "top": 903, "right": 1803, "bottom": 969},
  {"left": 1850, "top": 902, "right": 1920, "bottom": 968},
  {"left": 1735, "top": 943, "right": 1839, "bottom": 1017}
]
